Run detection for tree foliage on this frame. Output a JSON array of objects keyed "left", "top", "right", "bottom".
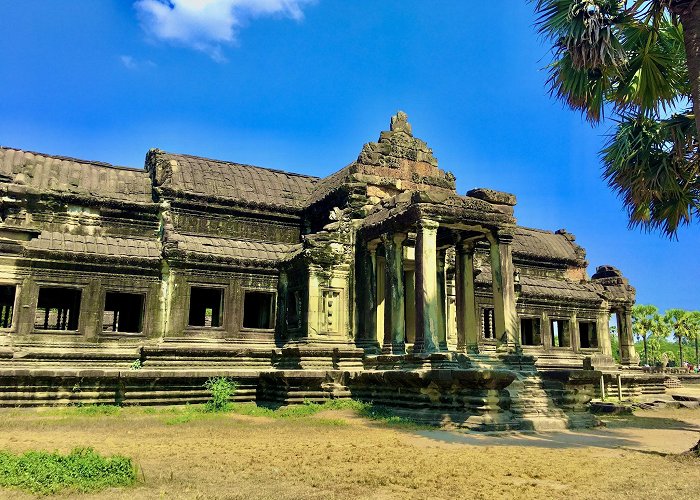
[
  {"left": 631, "top": 304, "right": 700, "bottom": 365},
  {"left": 532, "top": 0, "right": 700, "bottom": 237}
]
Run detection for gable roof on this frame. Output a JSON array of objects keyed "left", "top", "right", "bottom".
[
  {"left": 0, "top": 147, "right": 153, "bottom": 204},
  {"left": 512, "top": 227, "right": 586, "bottom": 266},
  {"left": 147, "top": 150, "right": 319, "bottom": 211}
]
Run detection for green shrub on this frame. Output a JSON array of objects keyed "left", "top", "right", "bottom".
[
  {"left": 204, "top": 377, "right": 238, "bottom": 412},
  {"left": 0, "top": 447, "right": 136, "bottom": 494}
]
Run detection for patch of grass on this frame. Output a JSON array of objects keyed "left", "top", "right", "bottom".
[
  {"left": 310, "top": 418, "right": 349, "bottom": 427},
  {"left": 0, "top": 447, "right": 136, "bottom": 494},
  {"left": 45, "top": 405, "right": 122, "bottom": 418},
  {"left": 356, "top": 405, "right": 432, "bottom": 429},
  {"left": 204, "top": 377, "right": 238, "bottom": 413}
]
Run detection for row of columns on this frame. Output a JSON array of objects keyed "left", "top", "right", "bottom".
[{"left": 364, "top": 219, "right": 519, "bottom": 355}]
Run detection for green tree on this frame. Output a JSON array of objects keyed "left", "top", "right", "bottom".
[
  {"left": 648, "top": 312, "right": 670, "bottom": 362},
  {"left": 665, "top": 308, "right": 692, "bottom": 365},
  {"left": 532, "top": 0, "right": 700, "bottom": 237},
  {"left": 632, "top": 304, "right": 658, "bottom": 364},
  {"left": 688, "top": 310, "right": 700, "bottom": 364}
]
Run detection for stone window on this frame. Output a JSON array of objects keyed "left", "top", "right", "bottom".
[
  {"left": 34, "top": 287, "right": 81, "bottom": 331},
  {"left": 188, "top": 287, "right": 224, "bottom": 328},
  {"left": 322, "top": 290, "right": 341, "bottom": 333},
  {"left": 520, "top": 317, "right": 541, "bottom": 345},
  {"left": 578, "top": 321, "right": 598, "bottom": 348},
  {"left": 0, "top": 285, "right": 16, "bottom": 329},
  {"left": 550, "top": 319, "right": 571, "bottom": 348},
  {"left": 103, "top": 292, "right": 144, "bottom": 334},
  {"left": 482, "top": 307, "right": 495, "bottom": 339},
  {"left": 242, "top": 291, "right": 275, "bottom": 330}
]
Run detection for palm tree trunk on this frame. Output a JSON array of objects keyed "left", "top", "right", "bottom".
[
  {"left": 679, "top": 335, "right": 684, "bottom": 367},
  {"left": 695, "top": 336, "right": 698, "bottom": 365},
  {"left": 643, "top": 336, "right": 648, "bottom": 365},
  {"left": 678, "top": 2, "right": 700, "bottom": 136}
]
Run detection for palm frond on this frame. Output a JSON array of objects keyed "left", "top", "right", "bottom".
[
  {"left": 614, "top": 20, "right": 689, "bottom": 113},
  {"left": 602, "top": 111, "right": 700, "bottom": 237}
]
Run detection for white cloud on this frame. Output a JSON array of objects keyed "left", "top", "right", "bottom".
[
  {"left": 119, "top": 54, "right": 157, "bottom": 70},
  {"left": 134, "top": 0, "right": 315, "bottom": 61},
  {"left": 120, "top": 55, "right": 138, "bottom": 69}
]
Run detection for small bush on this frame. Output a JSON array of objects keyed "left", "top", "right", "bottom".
[
  {"left": 0, "top": 447, "right": 136, "bottom": 494},
  {"left": 204, "top": 377, "right": 238, "bottom": 412}
]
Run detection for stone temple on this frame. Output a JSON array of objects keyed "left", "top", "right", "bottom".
[{"left": 0, "top": 112, "right": 658, "bottom": 429}]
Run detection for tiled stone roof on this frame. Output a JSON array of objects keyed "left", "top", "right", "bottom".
[
  {"left": 512, "top": 227, "right": 585, "bottom": 265},
  {"left": 520, "top": 276, "right": 602, "bottom": 302},
  {"left": 304, "top": 164, "right": 354, "bottom": 207},
  {"left": 475, "top": 265, "right": 602, "bottom": 302},
  {"left": 26, "top": 232, "right": 161, "bottom": 260},
  {"left": 148, "top": 151, "right": 319, "bottom": 210},
  {"left": 167, "top": 233, "right": 302, "bottom": 264},
  {"left": 0, "top": 147, "right": 153, "bottom": 204}
]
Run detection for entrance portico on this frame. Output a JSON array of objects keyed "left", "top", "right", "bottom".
[{"left": 359, "top": 190, "right": 520, "bottom": 355}]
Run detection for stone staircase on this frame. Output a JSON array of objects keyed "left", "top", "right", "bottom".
[
  {"left": 469, "top": 351, "right": 597, "bottom": 430},
  {"left": 664, "top": 376, "right": 683, "bottom": 389}
]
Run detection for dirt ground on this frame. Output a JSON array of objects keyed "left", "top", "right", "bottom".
[{"left": 0, "top": 405, "right": 698, "bottom": 500}]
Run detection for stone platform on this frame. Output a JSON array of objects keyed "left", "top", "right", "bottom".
[{"left": 0, "top": 349, "right": 607, "bottom": 432}]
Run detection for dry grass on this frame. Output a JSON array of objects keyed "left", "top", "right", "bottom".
[{"left": 0, "top": 405, "right": 697, "bottom": 499}]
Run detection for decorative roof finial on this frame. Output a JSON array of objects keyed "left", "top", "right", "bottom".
[{"left": 390, "top": 111, "right": 412, "bottom": 136}]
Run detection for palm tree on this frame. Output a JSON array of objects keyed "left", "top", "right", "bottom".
[
  {"left": 632, "top": 304, "right": 658, "bottom": 364},
  {"left": 532, "top": 0, "right": 700, "bottom": 237},
  {"left": 665, "top": 308, "right": 691, "bottom": 366},
  {"left": 648, "top": 312, "right": 670, "bottom": 362},
  {"left": 688, "top": 310, "right": 700, "bottom": 364}
]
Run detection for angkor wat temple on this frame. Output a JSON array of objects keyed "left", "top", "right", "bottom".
[{"left": 0, "top": 112, "right": 657, "bottom": 429}]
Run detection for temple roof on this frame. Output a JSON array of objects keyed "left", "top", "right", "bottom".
[
  {"left": 475, "top": 264, "right": 602, "bottom": 303},
  {"left": 519, "top": 275, "right": 602, "bottom": 302},
  {"left": 146, "top": 150, "right": 319, "bottom": 211},
  {"left": 25, "top": 231, "right": 161, "bottom": 261},
  {"left": 512, "top": 227, "right": 586, "bottom": 266},
  {"left": 164, "top": 233, "right": 302, "bottom": 266},
  {"left": 0, "top": 147, "right": 153, "bottom": 204}
]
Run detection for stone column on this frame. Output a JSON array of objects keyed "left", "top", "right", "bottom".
[
  {"left": 541, "top": 312, "right": 552, "bottom": 350},
  {"left": 376, "top": 255, "right": 385, "bottom": 345},
  {"left": 414, "top": 219, "right": 440, "bottom": 353},
  {"left": 436, "top": 249, "right": 447, "bottom": 351},
  {"left": 570, "top": 313, "right": 579, "bottom": 352},
  {"left": 404, "top": 269, "right": 416, "bottom": 344},
  {"left": 456, "top": 241, "right": 479, "bottom": 352},
  {"left": 382, "top": 233, "right": 407, "bottom": 354},
  {"left": 365, "top": 241, "right": 379, "bottom": 345},
  {"left": 597, "top": 307, "right": 612, "bottom": 357},
  {"left": 488, "top": 231, "right": 519, "bottom": 349},
  {"left": 617, "top": 307, "right": 639, "bottom": 366},
  {"left": 277, "top": 271, "right": 289, "bottom": 341}
]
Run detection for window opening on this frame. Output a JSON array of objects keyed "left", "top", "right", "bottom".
[
  {"left": 103, "top": 292, "right": 144, "bottom": 333},
  {"left": 579, "top": 321, "right": 598, "bottom": 348},
  {"left": 0, "top": 285, "right": 16, "bottom": 328},
  {"left": 243, "top": 291, "right": 274, "bottom": 329},
  {"left": 520, "top": 317, "right": 541, "bottom": 345},
  {"left": 550, "top": 319, "right": 571, "bottom": 348},
  {"left": 188, "top": 287, "right": 223, "bottom": 328},
  {"left": 482, "top": 308, "right": 494, "bottom": 339},
  {"left": 35, "top": 287, "right": 81, "bottom": 331}
]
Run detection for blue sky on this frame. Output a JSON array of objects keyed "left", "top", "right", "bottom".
[{"left": 0, "top": 1, "right": 697, "bottom": 311}]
